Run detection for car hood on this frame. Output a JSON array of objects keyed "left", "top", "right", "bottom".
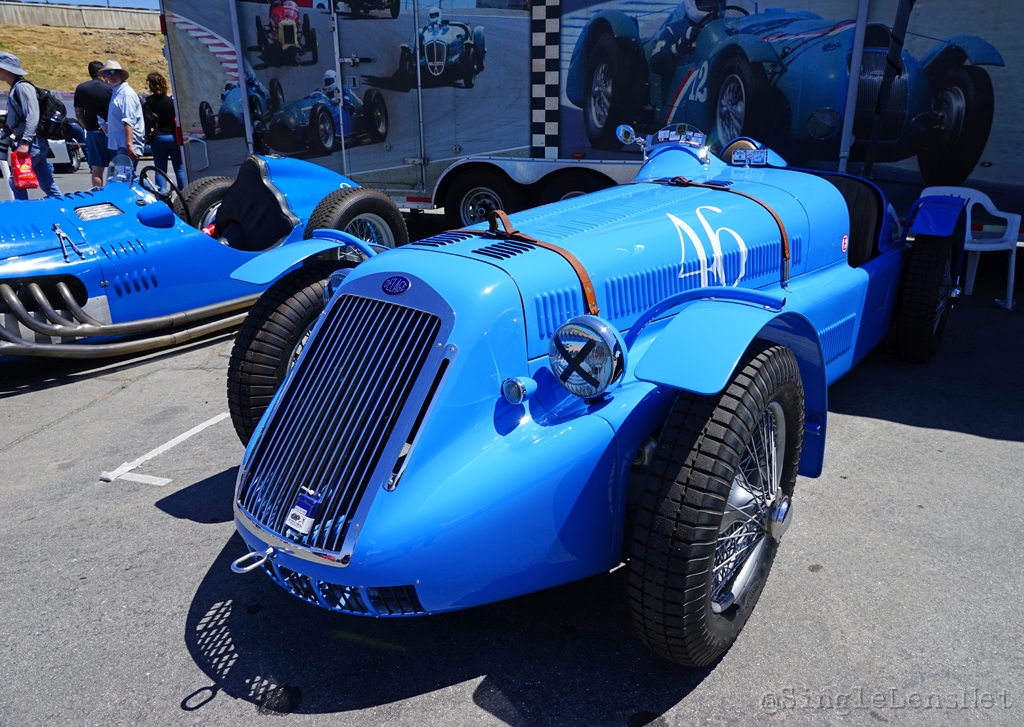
[{"left": 0, "top": 191, "right": 115, "bottom": 260}]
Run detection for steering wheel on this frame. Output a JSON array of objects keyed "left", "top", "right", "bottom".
[
  {"left": 694, "top": 3, "right": 749, "bottom": 35},
  {"left": 138, "top": 165, "right": 191, "bottom": 227}
]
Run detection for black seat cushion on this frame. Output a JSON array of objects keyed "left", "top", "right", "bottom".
[
  {"left": 823, "top": 174, "right": 881, "bottom": 267},
  {"left": 213, "top": 156, "right": 299, "bottom": 252}
]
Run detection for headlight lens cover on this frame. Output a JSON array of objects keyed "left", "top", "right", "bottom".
[
  {"left": 549, "top": 315, "right": 626, "bottom": 399},
  {"left": 322, "top": 268, "right": 351, "bottom": 306}
]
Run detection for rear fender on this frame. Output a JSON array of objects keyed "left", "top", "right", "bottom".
[
  {"left": 706, "top": 35, "right": 780, "bottom": 67},
  {"left": 906, "top": 195, "right": 967, "bottom": 281},
  {"left": 632, "top": 294, "right": 827, "bottom": 477},
  {"left": 920, "top": 35, "right": 1004, "bottom": 86}
]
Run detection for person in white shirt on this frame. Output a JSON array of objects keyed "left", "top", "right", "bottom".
[{"left": 100, "top": 59, "right": 145, "bottom": 166}]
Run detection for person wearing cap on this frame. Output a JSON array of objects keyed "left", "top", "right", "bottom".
[
  {"left": 74, "top": 60, "right": 114, "bottom": 189},
  {"left": 0, "top": 51, "right": 61, "bottom": 199},
  {"left": 100, "top": 60, "right": 145, "bottom": 166}
]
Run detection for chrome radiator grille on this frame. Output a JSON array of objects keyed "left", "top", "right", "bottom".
[
  {"left": 238, "top": 293, "right": 441, "bottom": 552},
  {"left": 853, "top": 51, "right": 908, "bottom": 140},
  {"left": 425, "top": 41, "right": 446, "bottom": 75}
]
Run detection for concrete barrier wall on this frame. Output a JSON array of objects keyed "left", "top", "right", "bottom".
[{"left": 0, "top": 2, "right": 159, "bottom": 31}]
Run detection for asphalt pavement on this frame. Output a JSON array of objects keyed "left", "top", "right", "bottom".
[{"left": 0, "top": 169, "right": 1022, "bottom": 726}]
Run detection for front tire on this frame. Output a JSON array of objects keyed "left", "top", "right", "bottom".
[
  {"left": 269, "top": 78, "right": 285, "bottom": 114},
  {"left": 389, "top": 0, "right": 400, "bottom": 19},
  {"left": 443, "top": 168, "right": 525, "bottom": 228},
  {"left": 714, "top": 55, "right": 769, "bottom": 147},
  {"left": 308, "top": 104, "right": 335, "bottom": 155},
  {"left": 462, "top": 45, "right": 478, "bottom": 89},
  {"left": 895, "top": 235, "right": 955, "bottom": 363},
  {"left": 227, "top": 262, "right": 341, "bottom": 445},
  {"left": 199, "top": 100, "right": 217, "bottom": 139},
  {"left": 916, "top": 66, "right": 994, "bottom": 187},
  {"left": 583, "top": 33, "right": 630, "bottom": 151},
  {"left": 363, "top": 88, "right": 389, "bottom": 143},
  {"left": 629, "top": 343, "right": 804, "bottom": 667}
]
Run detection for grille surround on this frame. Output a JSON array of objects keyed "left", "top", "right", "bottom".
[
  {"left": 236, "top": 272, "right": 455, "bottom": 567},
  {"left": 425, "top": 40, "right": 447, "bottom": 76}
]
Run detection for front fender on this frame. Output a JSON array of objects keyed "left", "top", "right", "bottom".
[
  {"left": 631, "top": 293, "right": 828, "bottom": 477},
  {"left": 705, "top": 35, "right": 780, "bottom": 67},
  {"left": 566, "top": 11, "right": 640, "bottom": 107},
  {"left": 230, "top": 235, "right": 359, "bottom": 285},
  {"left": 920, "top": 35, "right": 1004, "bottom": 86}
]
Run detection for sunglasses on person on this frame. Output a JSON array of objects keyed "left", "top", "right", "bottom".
[{"left": 101, "top": 70, "right": 121, "bottom": 77}]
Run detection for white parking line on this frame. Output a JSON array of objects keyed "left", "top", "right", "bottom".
[
  {"left": 119, "top": 473, "right": 173, "bottom": 487},
  {"left": 99, "top": 412, "right": 230, "bottom": 483}
]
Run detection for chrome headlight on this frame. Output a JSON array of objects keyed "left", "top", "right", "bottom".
[
  {"left": 548, "top": 315, "right": 626, "bottom": 399},
  {"left": 322, "top": 268, "right": 351, "bottom": 306}
]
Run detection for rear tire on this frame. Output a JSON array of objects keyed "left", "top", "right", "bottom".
[
  {"left": 629, "top": 343, "right": 804, "bottom": 667},
  {"left": 363, "top": 88, "right": 388, "bottom": 143},
  {"left": 174, "top": 175, "right": 234, "bottom": 228},
  {"left": 916, "top": 67, "right": 994, "bottom": 186},
  {"left": 227, "top": 262, "right": 341, "bottom": 445},
  {"left": 895, "top": 235, "right": 955, "bottom": 363},
  {"left": 305, "top": 186, "right": 409, "bottom": 249},
  {"left": 199, "top": 101, "right": 217, "bottom": 139},
  {"left": 269, "top": 78, "right": 285, "bottom": 114},
  {"left": 583, "top": 33, "right": 631, "bottom": 151}
]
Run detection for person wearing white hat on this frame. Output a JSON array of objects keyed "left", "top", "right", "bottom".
[
  {"left": 0, "top": 51, "right": 61, "bottom": 199},
  {"left": 100, "top": 59, "right": 145, "bottom": 166}
]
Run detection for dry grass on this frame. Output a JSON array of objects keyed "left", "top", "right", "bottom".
[{"left": 0, "top": 24, "right": 168, "bottom": 93}]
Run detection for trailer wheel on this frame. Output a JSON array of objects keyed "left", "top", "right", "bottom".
[
  {"left": 444, "top": 168, "right": 526, "bottom": 228},
  {"left": 305, "top": 186, "right": 409, "bottom": 250},
  {"left": 629, "top": 343, "right": 804, "bottom": 666},
  {"left": 537, "top": 172, "right": 613, "bottom": 205},
  {"left": 227, "top": 261, "right": 342, "bottom": 445}
]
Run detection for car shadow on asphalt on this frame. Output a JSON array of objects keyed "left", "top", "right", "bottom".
[
  {"left": 180, "top": 532, "right": 712, "bottom": 723},
  {"left": 156, "top": 467, "right": 237, "bottom": 524},
  {"left": 828, "top": 258, "right": 1024, "bottom": 443}
]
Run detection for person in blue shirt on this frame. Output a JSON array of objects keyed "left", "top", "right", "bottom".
[
  {"left": 99, "top": 59, "right": 144, "bottom": 168},
  {"left": 0, "top": 51, "right": 61, "bottom": 199}
]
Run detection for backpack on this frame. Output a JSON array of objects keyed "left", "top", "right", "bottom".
[
  {"left": 142, "top": 96, "right": 160, "bottom": 145},
  {"left": 31, "top": 84, "right": 68, "bottom": 140}
]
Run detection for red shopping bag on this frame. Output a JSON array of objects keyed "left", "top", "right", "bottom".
[{"left": 11, "top": 151, "right": 39, "bottom": 190}]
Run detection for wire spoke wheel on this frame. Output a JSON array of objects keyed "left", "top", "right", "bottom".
[
  {"left": 343, "top": 212, "right": 397, "bottom": 248},
  {"left": 629, "top": 343, "right": 804, "bottom": 667},
  {"left": 717, "top": 74, "right": 746, "bottom": 144},
  {"left": 588, "top": 61, "right": 612, "bottom": 131}
]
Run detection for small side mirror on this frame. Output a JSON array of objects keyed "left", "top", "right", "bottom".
[{"left": 616, "top": 125, "right": 635, "bottom": 146}]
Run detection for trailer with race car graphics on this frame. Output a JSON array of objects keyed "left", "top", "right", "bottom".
[{"left": 157, "top": 0, "right": 1007, "bottom": 226}]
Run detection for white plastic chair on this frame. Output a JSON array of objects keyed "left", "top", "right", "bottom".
[{"left": 921, "top": 186, "right": 1019, "bottom": 310}]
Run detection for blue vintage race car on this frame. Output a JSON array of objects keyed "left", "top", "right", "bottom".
[
  {"left": 566, "top": 0, "right": 1003, "bottom": 185},
  {"left": 0, "top": 155, "right": 406, "bottom": 360},
  {"left": 267, "top": 86, "right": 388, "bottom": 157},
  {"left": 397, "top": 16, "right": 486, "bottom": 89},
  {"left": 200, "top": 67, "right": 285, "bottom": 154},
  {"left": 227, "top": 125, "right": 967, "bottom": 666}
]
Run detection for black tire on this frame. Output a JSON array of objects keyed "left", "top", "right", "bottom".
[
  {"left": 629, "top": 343, "right": 804, "bottom": 667},
  {"left": 302, "top": 13, "right": 311, "bottom": 41},
  {"left": 713, "top": 55, "right": 770, "bottom": 147},
  {"left": 537, "top": 171, "right": 612, "bottom": 205},
  {"left": 255, "top": 16, "right": 267, "bottom": 51},
  {"left": 227, "top": 261, "right": 341, "bottom": 445},
  {"left": 308, "top": 104, "right": 335, "bottom": 156},
  {"left": 895, "top": 234, "right": 954, "bottom": 363},
  {"left": 174, "top": 175, "right": 234, "bottom": 228},
  {"left": 916, "top": 66, "right": 994, "bottom": 187},
  {"left": 399, "top": 46, "right": 416, "bottom": 90},
  {"left": 308, "top": 28, "right": 319, "bottom": 65},
  {"left": 389, "top": 0, "right": 400, "bottom": 19},
  {"left": 269, "top": 78, "right": 285, "bottom": 114},
  {"left": 462, "top": 45, "right": 477, "bottom": 89},
  {"left": 199, "top": 100, "right": 217, "bottom": 139},
  {"left": 305, "top": 186, "right": 409, "bottom": 249},
  {"left": 583, "top": 33, "right": 631, "bottom": 151},
  {"left": 363, "top": 88, "right": 388, "bottom": 142},
  {"left": 443, "top": 168, "right": 526, "bottom": 228}
]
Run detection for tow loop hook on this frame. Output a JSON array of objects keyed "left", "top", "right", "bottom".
[{"left": 231, "top": 546, "right": 275, "bottom": 573}]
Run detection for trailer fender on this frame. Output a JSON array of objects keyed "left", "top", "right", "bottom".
[{"left": 633, "top": 297, "right": 827, "bottom": 477}]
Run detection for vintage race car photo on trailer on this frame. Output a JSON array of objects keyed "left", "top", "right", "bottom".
[
  {"left": 227, "top": 124, "right": 968, "bottom": 667},
  {"left": 395, "top": 10, "right": 486, "bottom": 89},
  {"left": 566, "top": 0, "right": 1003, "bottom": 185},
  {"left": 0, "top": 155, "right": 407, "bottom": 361},
  {"left": 266, "top": 79, "right": 389, "bottom": 157}
]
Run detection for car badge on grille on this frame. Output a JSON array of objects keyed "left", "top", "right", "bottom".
[
  {"left": 286, "top": 487, "right": 323, "bottom": 536},
  {"left": 382, "top": 275, "right": 411, "bottom": 296}
]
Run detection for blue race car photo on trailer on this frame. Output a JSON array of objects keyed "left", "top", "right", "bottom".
[
  {"left": 226, "top": 124, "right": 968, "bottom": 667},
  {"left": 566, "top": 0, "right": 1003, "bottom": 185},
  {"left": 0, "top": 155, "right": 407, "bottom": 363},
  {"left": 395, "top": 8, "right": 486, "bottom": 89},
  {"left": 199, "top": 67, "right": 285, "bottom": 154},
  {"left": 267, "top": 73, "right": 389, "bottom": 157}
]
